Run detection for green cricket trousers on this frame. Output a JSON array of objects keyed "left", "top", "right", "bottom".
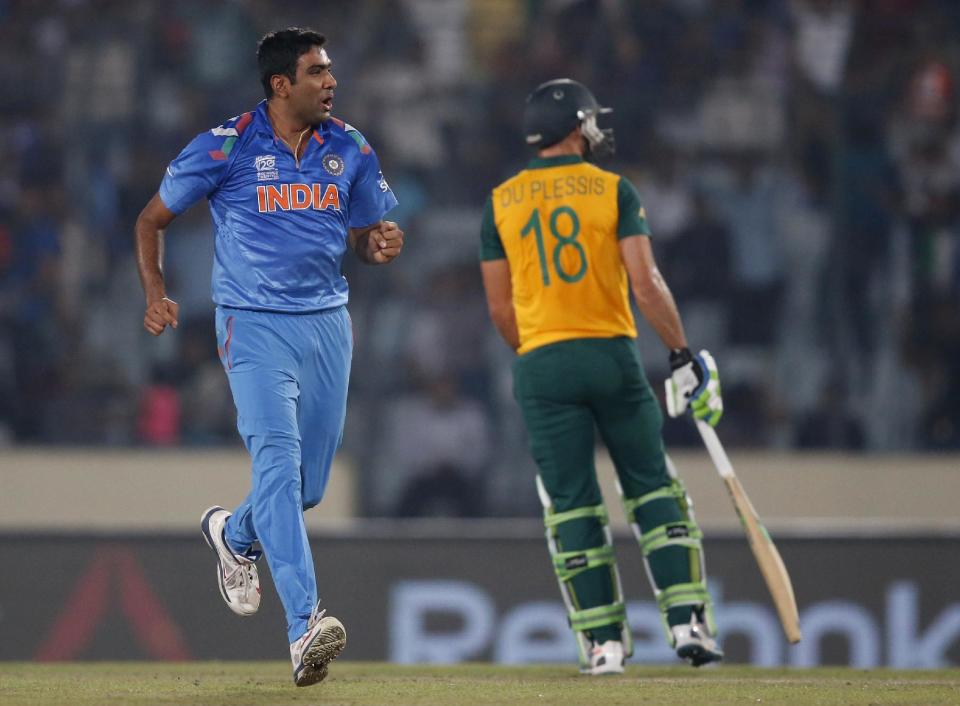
[{"left": 513, "top": 336, "right": 696, "bottom": 643}]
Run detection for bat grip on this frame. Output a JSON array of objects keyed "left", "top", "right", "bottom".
[{"left": 695, "top": 420, "right": 735, "bottom": 479}]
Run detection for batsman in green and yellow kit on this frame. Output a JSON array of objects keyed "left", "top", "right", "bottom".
[{"left": 480, "top": 79, "right": 725, "bottom": 675}]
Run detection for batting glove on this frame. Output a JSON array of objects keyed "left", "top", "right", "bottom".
[{"left": 665, "top": 348, "right": 723, "bottom": 427}]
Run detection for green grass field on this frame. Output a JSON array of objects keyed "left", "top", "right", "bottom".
[{"left": 1, "top": 662, "right": 958, "bottom": 706}]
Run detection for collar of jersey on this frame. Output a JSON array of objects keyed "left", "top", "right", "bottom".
[
  {"left": 526, "top": 155, "right": 584, "bottom": 169},
  {"left": 253, "top": 99, "right": 333, "bottom": 139}
]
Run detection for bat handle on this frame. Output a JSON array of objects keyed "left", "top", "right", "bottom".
[{"left": 695, "top": 420, "right": 735, "bottom": 479}]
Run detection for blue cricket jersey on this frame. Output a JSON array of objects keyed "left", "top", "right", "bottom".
[{"left": 159, "top": 100, "right": 398, "bottom": 312}]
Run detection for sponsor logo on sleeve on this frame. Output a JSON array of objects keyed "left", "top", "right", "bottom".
[{"left": 377, "top": 171, "right": 390, "bottom": 193}]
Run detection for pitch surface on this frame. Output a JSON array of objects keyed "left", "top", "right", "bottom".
[{"left": 2, "top": 662, "right": 958, "bottom": 705}]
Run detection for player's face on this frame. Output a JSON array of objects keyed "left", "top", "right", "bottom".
[{"left": 292, "top": 46, "right": 337, "bottom": 124}]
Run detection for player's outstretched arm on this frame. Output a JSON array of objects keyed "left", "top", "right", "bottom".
[
  {"left": 349, "top": 221, "right": 404, "bottom": 264},
  {"left": 135, "top": 193, "right": 180, "bottom": 336}
]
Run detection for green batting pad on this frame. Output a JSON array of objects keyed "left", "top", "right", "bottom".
[
  {"left": 555, "top": 516, "right": 622, "bottom": 643},
  {"left": 632, "top": 496, "right": 696, "bottom": 626}
]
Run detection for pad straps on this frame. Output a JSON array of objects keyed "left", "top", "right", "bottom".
[
  {"left": 620, "top": 478, "right": 718, "bottom": 640},
  {"left": 544, "top": 503, "right": 609, "bottom": 529},
  {"left": 570, "top": 602, "right": 628, "bottom": 633},
  {"left": 622, "top": 483, "right": 688, "bottom": 518},
  {"left": 624, "top": 483, "right": 703, "bottom": 556},
  {"left": 656, "top": 582, "right": 711, "bottom": 614},
  {"left": 543, "top": 502, "right": 626, "bottom": 633},
  {"left": 546, "top": 504, "right": 615, "bottom": 581}
]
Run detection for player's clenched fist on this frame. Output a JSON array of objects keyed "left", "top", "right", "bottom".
[
  {"left": 144, "top": 296, "right": 179, "bottom": 336},
  {"left": 370, "top": 220, "right": 403, "bottom": 264}
]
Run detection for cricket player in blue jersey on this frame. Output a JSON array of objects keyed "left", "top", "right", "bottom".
[{"left": 134, "top": 28, "right": 402, "bottom": 687}]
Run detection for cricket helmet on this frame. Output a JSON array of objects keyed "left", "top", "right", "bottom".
[{"left": 523, "top": 78, "right": 614, "bottom": 159}]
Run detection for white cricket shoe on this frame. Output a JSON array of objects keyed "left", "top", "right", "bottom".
[
  {"left": 587, "top": 640, "right": 625, "bottom": 675},
  {"left": 290, "top": 603, "right": 347, "bottom": 687},
  {"left": 672, "top": 613, "right": 723, "bottom": 667},
  {"left": 200, "top": 506, "right": 261, "bottom": 616}
]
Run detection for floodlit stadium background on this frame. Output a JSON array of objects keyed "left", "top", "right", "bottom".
[{"left": 1, "top": 0, "right": 958, "bottom": 668}]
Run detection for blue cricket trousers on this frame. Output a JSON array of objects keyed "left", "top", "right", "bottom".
[{"left": 214, "top": 305, "right": 352, "bottom": 643}]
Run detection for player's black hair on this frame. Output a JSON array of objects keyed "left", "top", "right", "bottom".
[{"left": 257, "top": 27, "right": 326, "bottom": 98}]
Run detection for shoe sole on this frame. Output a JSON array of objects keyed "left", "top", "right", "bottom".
[
  {"left": 677, "top": 643, "right": 723, "bottom": 667},
  {"left": 200, "top": 506, "right": 257, "bottom": 617},
  {"left": 295, "top": 618, "right": 347, "bottom": 688},
  {"left": 295, "top": 663, "right": 329, "bottom": 688}
]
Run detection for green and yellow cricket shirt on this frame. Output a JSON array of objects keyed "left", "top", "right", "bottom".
[{"left": 480, "top": 155, "right": 650, "bottom": 354}]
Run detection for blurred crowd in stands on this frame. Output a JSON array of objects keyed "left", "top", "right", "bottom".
[{"left": 1, "top": 0, "right": 958, "bottom": 515}]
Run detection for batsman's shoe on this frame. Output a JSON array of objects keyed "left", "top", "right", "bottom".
[
  {"left": 587, "top": 640, "right": 625, "bottom": 675},
  {"left": 672, "top": 614, "right": 723, "bottom": 667},
  {"left": 290, "top": 603, "right": 347, "bottom": 687},
  {"left": 200, "top": 506, "right": 261, "bottom": 616}
]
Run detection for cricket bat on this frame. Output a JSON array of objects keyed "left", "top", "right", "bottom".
[{"left": 695, "top": 420, "right": 802, "bottom": 643}]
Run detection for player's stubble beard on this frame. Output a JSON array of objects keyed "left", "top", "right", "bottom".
[
  {"left": 306, "top": 97, "right": 332, "bottom": 126},
  {"left": 305, "top": 82, "right": 334, "bottom": 126},
  {"left": 285, "top": 85, "right": 331, "bottom": 128}
]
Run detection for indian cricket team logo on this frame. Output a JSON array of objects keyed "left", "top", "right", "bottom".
[
  {"left": 254, "top": 155, "right": 279, "bottom": 181},
  {"left": 322, "top": 153, "right": 345, "bottom": 176}
]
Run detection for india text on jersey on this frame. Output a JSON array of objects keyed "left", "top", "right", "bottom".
[{"left": 256, "top": 183, "right": 341, "bottom": 213}]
